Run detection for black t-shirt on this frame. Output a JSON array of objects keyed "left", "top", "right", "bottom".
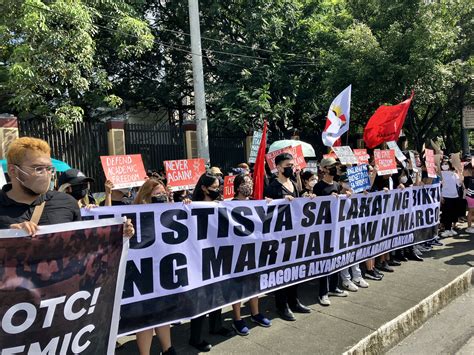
[
  {"left": 313, "top": 180, "right": 340, "bottom": 196},
  {"left": 465, "top": 176, "right": 474, "bottom": 198},
  {"left": 0, "top": 184, "right": 82, "bottom": 229},
  {"left": 371, "top": 175, "right": 392, "bottom": 192},
  {"left": 264, "top": 178, "right": 299, "bottom": 199}
]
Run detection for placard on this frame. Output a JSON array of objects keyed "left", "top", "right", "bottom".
[
  {"left": 164, "top": 158, "right": 206, "bottom": 192},
  {"left": 223, "top": 175, "right": 236, "bottom": 200},
  {"left": 374, "top": 149, "right": 398, "bottom": 176},
  {"left": 100, "top": 154, "right": 147, "bottom": 189},
  {"left": 347, "top": 164, "right": 371, "bottom": 193},
  {"left": 323, "top": 151, "right": 338, "bottom": 160},
  {"left": 265, "top": 145, "right": 307, "bottom": 173},
  {"left": 425, "top": 149, "right": 437, "bottom": 178},
  {"left": 387, "top": 141, "right": 407, "bottom": 162},
  {"left": 248, "top": 131, "right": 263, "bottom": 164},
  {"left": 331, "top": 146, "right": 358, "bottom": 165},
  {"left": 304, "top": 161, "right": 318, "bottom": 174},
  {"left": 353, "top": 149, "right": 370, "bottom": 165}
]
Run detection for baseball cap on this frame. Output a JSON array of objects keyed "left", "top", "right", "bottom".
[
  {"left": 209, "top": 167, "right": 223, "bottom": 176},
  {"left": 58, "top": 169, "right": 94, "bottom": 187},
  {"left": 320, "top": 158, "right": 337, "bottom": 168}
]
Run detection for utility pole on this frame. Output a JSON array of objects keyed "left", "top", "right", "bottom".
[{"left": 188, "top": 0, "right": 210, "bottom": 162}]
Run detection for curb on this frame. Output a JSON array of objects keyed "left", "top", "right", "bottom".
[{"left": 343, "top": 267, "right": 474, "bottom": 355}]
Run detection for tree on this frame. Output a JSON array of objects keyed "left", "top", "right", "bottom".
[{"left": 0, "top": 0, "right": 153, "bottom": 129}]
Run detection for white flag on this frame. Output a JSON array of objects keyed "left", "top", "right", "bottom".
[{"left": 322, "top": 85, "right": 351, "bottom": 147}]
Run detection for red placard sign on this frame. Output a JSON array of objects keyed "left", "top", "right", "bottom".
[
  {"left": 425, "top": 149, "right": 437, "bottom": 178},
  {"left": 353, "top": 149, "right": 370, "bottom": 165},
  {"left": 374, "top": 149, "right": 398, "bottom": 176},
  {"left": 265, "top": 145, "right": 307, "bottom": 173},
  {"left": 100, "top": 154, "right": 147, "bottom": 189},
  {"left": 223, "top": 175, "right": 236, "bottom": 200},
  {"left": 164, "top": 158, "right": 206, "bottom": 192}
]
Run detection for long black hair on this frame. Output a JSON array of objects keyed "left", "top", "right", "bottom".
[
  {"left": 192, "top": 173, "right": 219, "bottom": 201},
  {"left": 233, "top": 174, "right": 249, "bottom": 197}
]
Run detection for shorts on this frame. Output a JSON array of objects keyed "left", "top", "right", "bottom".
[{"left": 466, "top": 196, "right": 474, "bottom": 209}]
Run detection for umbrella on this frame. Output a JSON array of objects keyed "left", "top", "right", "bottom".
[
  {"left": 1, "top": 158, "right": 72, "bottom": 172},
  {"left": 268, "top": 140, "right": 316, "bottom": 157}
]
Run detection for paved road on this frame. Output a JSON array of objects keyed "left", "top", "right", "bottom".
[{"left": 388, "top": 287, "right": 474, "bottom": 355}]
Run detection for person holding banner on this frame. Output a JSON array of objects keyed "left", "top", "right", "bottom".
[
  {"left": 231, "top": 174, "right": 272, "bottom": 336},
  {"left": 313, "top": 158, "right": 349, "bottom": 305},
  {"left": 189, "top": 173, "right": 233, "bottom": 352},
  {"left": 131, "top": 178, "right": 176, "bottom": 355},
  {"left": 264, "top": 153, "right": 311, "bottom": 321},
  {"left": 300, "top": 171, "right": 318, "bottom": 196},
  {"left": 57, "top": 168, "right": 97, "bottom": 208},
  {"left": 103, "top": 179, "right": 133, "bottom": 206}
]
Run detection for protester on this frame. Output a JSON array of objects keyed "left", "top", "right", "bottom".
[
  {"left": 103, "top": 179, "right": 133, "bottom": 206},
  {"left": 440, "top": 158, "right": 462, "bottom": 237},
  {"left": 57, "top": 168, "right": 96, "bottom": 207},
  {"left": 300, "top": 170, "right": 317, "bottom": 196},
  {"left": 313, "top": 158, "right": 349, "bottom": 305},
  {"left": 0, "top": 137, "right": 134, "bottom": 237},
  {"left": 189, "top": 173, "right": 233, "bottom": 352},
  {"left": 463, "top": 163, "right": 474, "bottom": 233},
  {"left": 231, "top": 174, "right": 272, "bottom": 336},
  {"left": 264, "top": 153, "right": 311, "bottom": 320},
  {"left": 132, "top": 178, "right": 176, "bottom": 355}
]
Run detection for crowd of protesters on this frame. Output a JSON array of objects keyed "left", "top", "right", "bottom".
[{"left": 0, "top": 136, "right": 471, "bottom": 354}]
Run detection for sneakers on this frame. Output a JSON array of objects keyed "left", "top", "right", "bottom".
[
  {"left": 465, "top": 227, "right": 474, "bottom": 234},
  {"left": 365, "top": 269, "right": 383, "bottom": 281},
  {"left": 353, "top": 278, "right": 369, "bottom": 288},
  {"left": 342, "top": 280, "right": 359, "bottom": 292},
  {"left": 440, "top": 230, "right": 452, "bottom": 237},
  {"left": 376, "top": 262, "right": 394, "bottom": 273},
  {"left": 451, "top": 229, "right": 458, "bottom": 236},
  {"left": 319, "top": 295, "right": 331, "bottom": 306},
  {"left": 250, "top": 313, "right": 272, "bottom": 327},
  {"left": 232, "top": 320, "right": 249, "bottom": 336},
  {"left": 328, "top": 288, "right": 348, "bottom": 297},
  {"left": 430, "top": 239, "right": 444, "bottom": 246}
]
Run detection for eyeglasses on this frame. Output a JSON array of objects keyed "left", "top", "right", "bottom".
[{"left": 16, "top": 165, "right": 56, "bottom": 175}]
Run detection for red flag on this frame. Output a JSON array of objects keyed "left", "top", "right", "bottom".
[
  {"left": 252, "top": 120, "right": 268, "bottom": 200},
  {"left": 363, "top": 92, "right": 414, "bottom": 149}
]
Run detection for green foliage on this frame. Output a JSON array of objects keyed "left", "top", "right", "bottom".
[{"left": 0, "top": 0, "right": 153, "bottom": 129}]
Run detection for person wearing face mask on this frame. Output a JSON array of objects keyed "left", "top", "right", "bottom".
[
  {"left": 440, "top": 159, "right": 462, "bottom": 237},
  {"left": 300, "top": 171, "right": 317, "bottom": 195},
  {"left": 188, "top": 173, "right": 233, "bottom": 352},
  {"left": 0, "top": 137, "right": 82, "bottom": 231},
  {"left": 313, "top": 158, "right": 349, "bottom": 306},
  {"left": 57, "top": 169, "right": 96, "bottom": 208},
  {"left": 102, "top": 180, "right": 132, "bottom": 206},
  {"left": 131, "top": 178, "right": 176, "bottom": 355},
  {"left": 230, "top": 174, "right": 272, "bottom": 336},
  {"left": 264, "top": 153, "right": 311, "bottom": 321}
]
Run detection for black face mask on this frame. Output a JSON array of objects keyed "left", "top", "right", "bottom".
[
  {"left": 282, "top": 166, "right": 294, "bottom": 178},
  {"left": 328, "top": 167, "right": 338, "bottom": 177},
  {"left": 70, "top": 184, "right": 88, "bottom": 200},
  {"left": 152, "top": 195, "right": 168, "bottom": 203},
  {"left": 207, "top": 189, "right": 221, "bottom": 201}
]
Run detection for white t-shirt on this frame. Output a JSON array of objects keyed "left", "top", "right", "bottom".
[{"left": 441, "top": 171, "right": 460, "bottom": 198}]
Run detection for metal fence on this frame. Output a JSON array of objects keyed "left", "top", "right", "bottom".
[
  {"left": 125, "top": 123, "right": 185, "bottom": 173},
  {"left": 19, "top": 119, "right": 108, "bottom": 192},
  {"left": 209, "top": 135, "right": 247, "bottom": 173}
]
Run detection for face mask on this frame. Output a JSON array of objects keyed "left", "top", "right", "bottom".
[
  {"left": 15, "top": 166, "right": 51, "bottom": 196},
  {"left": 282, "top": 166, "right": 294, "bottom": 178},
  {"left": 151, "top": 194, "right": 168, "bottom": 203},
  {"left": 400, "top": 176, "right": 408, "bottom": 184},
  {"left": 207, "top": 188, "right": 221, "bottom": 201},
  {"left": 239, "top": 183, "right": 253, "bottom": 197},
  {"left": 70, "top": 184, "right": 88, "bottom": 200},
  {"left": 308, "top": 180, "right": 317, "bottom": 188},
  {"left": 328, "top": 167, "right": 338, "bottom": 177},
  {"left": 441, "top": 165, "right": 449, "bottom": 171}
]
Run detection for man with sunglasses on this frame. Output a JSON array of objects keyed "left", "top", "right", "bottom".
[{"left": 0, "top": 137, "right": 134, "bottom": 237}]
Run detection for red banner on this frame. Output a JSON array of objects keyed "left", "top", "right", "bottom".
[
  {"left": 265, "top": 145, "right": 307, "bottom": 173},
  {"left": 374, "top": 149, "right": 398, "bottom": 176},
  {"left": 164, "top": 158, "right": 206, "bottom": 192},
  {"left": 100, "top": 154, "right": 147, "bottom": 189}
]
